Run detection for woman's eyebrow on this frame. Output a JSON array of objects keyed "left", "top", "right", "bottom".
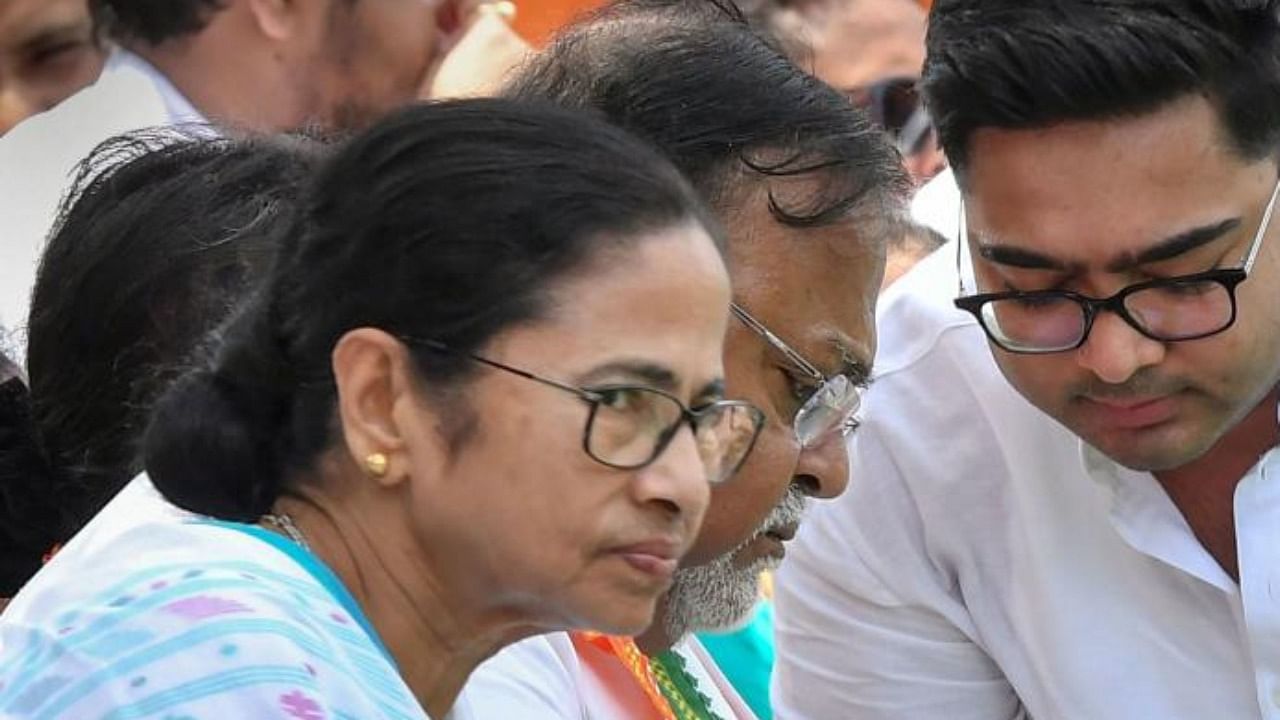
[{"left": 581, "top": 360, "right": 678, "bottom": 392}]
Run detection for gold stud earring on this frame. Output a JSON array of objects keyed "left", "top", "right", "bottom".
[{"left": 364, "top": 452, "right": 389, "bottom": 477}]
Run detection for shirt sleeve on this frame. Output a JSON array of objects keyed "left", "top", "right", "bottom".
[{"left": 770, "top": 407, "right": 1026, "bottom": 720}]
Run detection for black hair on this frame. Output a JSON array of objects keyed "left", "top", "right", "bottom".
[
  {"left": 0, "top": 130, "right": 319, "bottom": 595},
  {"left": 90, "top": 0, "right": 226, "bottom": 45},
  {"left": 0, "top": 352, "right": 19, "bottom": 385},
  {"left": 923, "top": 0, "right": 1280, "bottom": 176},
  {"left": 505, "top": 0, "right": 910, "bottom": 231},
  {"left": 143, "top": 98, "right": 722, "bottom": 522}
]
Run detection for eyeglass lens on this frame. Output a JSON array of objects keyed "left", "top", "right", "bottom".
[
  {"left": 979, "top": 279, "right": 1236, "bottom": 352},
  {"left": 794, "top": 374, "right": 862, "bottom": 448},
  {"left": 585, "top": 387, "right": 762, "bottom": 483}
]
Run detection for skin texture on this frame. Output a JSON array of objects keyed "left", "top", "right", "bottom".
[
  {"left": 0, "top": 0, "right": 103, "bottom": 134},
  {"left": 963, "top": 96, "right": 1280, "bottom": 577},
  {"left": 273, "top": 222, "right": 732, "bottom": 716},
  {"left": 795, "top": 0, "right": 945, "bottom": 184},
  {"left": 637, "top": 181, "right": 885, "bottom": 653},
  {"left": 140, "top": 0, "right": 517, "bottom": 132}
]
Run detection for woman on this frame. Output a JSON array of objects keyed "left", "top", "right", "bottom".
[
  {"left": 0, "top": 98, "right": 765, "bottom": 719},
  {"left": 0, "top": 129, "right": 319, "bottom": 603}
]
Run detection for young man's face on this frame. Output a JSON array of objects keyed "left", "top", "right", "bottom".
[
  {"left": 963, "top": 96, "right": 1280, "bottom": 471},
  {"left": 0, "top": 0, "right": 103, "bottom": 134}
]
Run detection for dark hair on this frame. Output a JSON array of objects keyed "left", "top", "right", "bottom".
[
  {"left": 923, "top": 0, "right": 1280, "bottom": 176},
  {"left": 143, "top": 98, "right": 722, "bottom": 522},
  {"left": 0, "top": 130, "right": 318, "bottom": 594},
  {"left": 505, "top": 0, "right": 910, "bottom": 230},
  {"left": 90, "top": 0, "right": 226, "bottom": 45}
]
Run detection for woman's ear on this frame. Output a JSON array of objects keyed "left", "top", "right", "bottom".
[{"left": 331, "top": 328, "right": 440, "bottom": 487}]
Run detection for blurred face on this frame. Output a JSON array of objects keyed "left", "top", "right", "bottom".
[
  {"left": 663, "top": 185, "right": 883, "bottom": 636},
  {"left": 964, "top": 96, "right": 1280, "bottom": 471},
  {"left": 302, "top": 0, "right": 441, "bottom": 130},
  {"left": 0, "top": 0, "right": 103, "bottom": 134},
  {"left": 803, "top": 0, "right": 944, "bottom": 184},
  {"left": 406, "top": 222, "right": 734, "bottom": 636},
  {"left": 805, "top": 0, "right": 924, "bottom": 92}
]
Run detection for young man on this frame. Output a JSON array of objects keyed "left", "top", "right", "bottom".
[
  {"left": 775, "top": 2, "right": 1280, "bottom": 718},
  {"left": 0, "top": 0, "right": 527, "bottom": 348},
  {"left": 0, "top": 0, "right": 103, "bottom": 135},
  {"left": 449, "top": 2, "right": 909, "bottom": 718}
]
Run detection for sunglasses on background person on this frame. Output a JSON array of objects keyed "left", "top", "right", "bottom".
[{"left": 846, "top": 76, "right": 934, "bottom": 158}]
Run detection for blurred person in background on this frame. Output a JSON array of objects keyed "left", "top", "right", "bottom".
[
  {"left": 0, "top": 129, "right": 319, "bottom": 611},
  {"left": 746, "top": 0, "right": 944, "bottom": 187},
  {"left": 0, "top": 0, "right": 529, "bottom": 354},
  {"left": 0, "top": 0, "right": 104, "bottom": 134}
]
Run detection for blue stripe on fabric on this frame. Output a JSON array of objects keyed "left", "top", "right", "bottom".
[
  {"left": 98, "top": 665, "right": 315, "bottom": 720},
  {"left": 29, "top": 617, "right": 329, "bottom": 719},
  {"left": 201, "top": 521, "right": 396, "bottom": 666},
  {"left": 1, "top": 575, "right": 277, "bottom": 703}
]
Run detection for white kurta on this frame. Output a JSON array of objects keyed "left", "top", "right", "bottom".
[
  {"left": 0, "top": 49, "right": 206, "bottom": 351},
  {"left": 772, "top": 217, "right": 1280, "bottom": 719},
  {"left": 454, "top": 631, "right": 757, "bottom": 719}
]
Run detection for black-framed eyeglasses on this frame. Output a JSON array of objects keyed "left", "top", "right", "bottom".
[
  {"left": 402, "top": 337, "right": 765, "bottom": 484},
  {"left": 953, "top": 179, "right": 1280, "bottom": 354},
  {"left": 730, "top": 304, "right": 864, "bottom": 448}
]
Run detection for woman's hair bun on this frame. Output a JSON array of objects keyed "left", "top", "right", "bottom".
[{"left": 143, "top": 367, "right": 285, "bottom": 522}]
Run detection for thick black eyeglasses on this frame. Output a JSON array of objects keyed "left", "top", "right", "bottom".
[
  {"left": 730, "top": 304, "right": 864, "bottom": 448},
  {"left": 954, "top": 179, "right": 1280, "bottom": 354},
  {"left": 403, "top": 337, "right": 765, "bottom": 484}
]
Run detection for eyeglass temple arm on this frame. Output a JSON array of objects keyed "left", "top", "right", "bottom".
[
  {"left": 729, "top": 304, "right": 825, "bottom": 381},
  {"left": 1243, "top": 178, "right": 1280, "bottom": 273},
  {"left": 401, "top": 336, "right": 600, "bottom": 403}
]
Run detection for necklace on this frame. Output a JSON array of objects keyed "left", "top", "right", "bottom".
[
  {"left": 262, "top": 512, "right": 310, "bottom": 551},
  {"left": 651, "top": 649, "right": 726, "bottom": 720}
]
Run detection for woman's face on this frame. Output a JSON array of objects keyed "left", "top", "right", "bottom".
[{"left": 405, "top": 221, "right": 732, "bottom": 636}]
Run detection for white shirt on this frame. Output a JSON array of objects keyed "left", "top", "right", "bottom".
[
  {"left": 455, "top": 632, "right": 757, "bottom": 719},
  {"left": 0, "top": 49, "right": 205, "bottom": 350},
  {"left": 771, "top": 228, "right": 1280, "bottom": 719}
]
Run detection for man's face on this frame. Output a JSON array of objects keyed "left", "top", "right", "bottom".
[
  {"left": 964, "top": 96, "right": 1280, "bottom": 471},
  {"left": 0, "top": 0, "right": 103, "bottom": 134},
  {"left": 661, "top": 183, "right": 884, "bottom": 637},
  {"left": 298, "top": 0, "right": 441, "bottom": 131}
]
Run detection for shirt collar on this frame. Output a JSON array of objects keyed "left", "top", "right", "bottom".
[{"left": 104, "top": 48, "right": 207, "bottom": 127}]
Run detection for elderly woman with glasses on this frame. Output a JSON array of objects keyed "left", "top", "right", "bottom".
[{"left": 0, "top": 98, "right": 764, "bottom": 719}]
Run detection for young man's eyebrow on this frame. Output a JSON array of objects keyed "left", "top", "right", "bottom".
[{"left": 1104, "top": 218, "right": 1241, "bottom": 272}]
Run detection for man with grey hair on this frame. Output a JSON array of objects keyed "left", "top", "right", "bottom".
[{"left": 449, "top": 1, "right": 909, "bottom": 718}]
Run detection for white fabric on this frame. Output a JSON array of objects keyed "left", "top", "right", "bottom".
[
  {"left": 909, "top": 166, "right": 961, "bottom": 241},
  {"left": 771, "top": 218, "right": 1280, "bottom": 719},
  {"left": 455, "top": 632, "right": 757, "bottom": 719},
  {"left": 0, "top": 49, "right": 206, "bottom": 350},
  {"left": 0, "top": 488, "right": 428, "bottom": 719}
]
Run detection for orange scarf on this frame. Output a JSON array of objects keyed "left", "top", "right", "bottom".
[{"left": 574, "top": 632, "right": 678, "bottom": 720}]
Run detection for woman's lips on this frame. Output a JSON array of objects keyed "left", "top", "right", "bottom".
[{"left": 613, "top": 539, "right": 681, "bottom": 579}]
